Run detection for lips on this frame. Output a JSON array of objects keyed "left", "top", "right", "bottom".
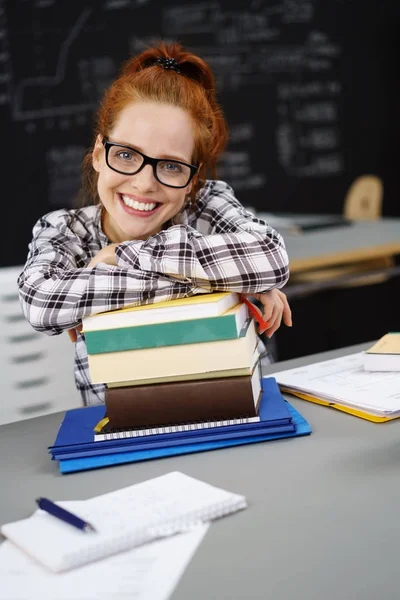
[{"left": 117, "top": 193, "right": 160, "bottom": 216}]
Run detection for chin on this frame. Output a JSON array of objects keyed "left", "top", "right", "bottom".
[{"left": 122, "top": 227, "right": 154, "bottom": 242}]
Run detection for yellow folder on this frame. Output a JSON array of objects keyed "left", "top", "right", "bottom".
[{"left": 280, "top": 387, "right": 399, "bottom": 423}]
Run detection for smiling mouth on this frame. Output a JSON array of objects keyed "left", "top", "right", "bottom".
[{"left": 118, "top": 193, "right": 160, "bottom": 213}]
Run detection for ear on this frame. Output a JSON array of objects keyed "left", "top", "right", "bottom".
[{"left": 92, "top": 134, "right": 104, "bottom": 173}]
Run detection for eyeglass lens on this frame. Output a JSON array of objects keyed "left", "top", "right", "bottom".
[{"left": 107, "top": 145, "right": 192, "bottom": 187}]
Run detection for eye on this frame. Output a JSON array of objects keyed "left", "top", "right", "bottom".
[
  {"left": 161, "top": 162, "right": 183, "bottom": 172},
  {"left": 117, "top": 150, "right": 133, "bottom": 161}
]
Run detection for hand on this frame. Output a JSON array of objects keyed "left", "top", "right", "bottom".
[
  {"left": 67, "top": 245, "right": 118, "bottom": 342},
  {"left": 87, "top": 244, "right": 118, "bottom": 268},
  {"left": 243, "top": 289, "right": 292, "bottom": 338},
  {"left": 67, "top": 323, "right": 82, "bottom": 343}
]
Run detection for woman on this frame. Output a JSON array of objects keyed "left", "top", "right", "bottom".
[{"left": 18, "top": 42, "right": 291, "bottom": 405}]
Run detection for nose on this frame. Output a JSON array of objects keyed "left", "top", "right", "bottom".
[{"left": 130, "top": 164, "right": 157, "bottom": 192}]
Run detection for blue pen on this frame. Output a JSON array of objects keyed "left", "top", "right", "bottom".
[{"left": 36, "top": 497, "right": 96, "bottom": 533}]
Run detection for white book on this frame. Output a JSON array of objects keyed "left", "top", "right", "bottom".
[
  {"left": 1, "top": 472, "right": 246, "bottom": 573},
  {"left": 270, "top": 352, "right": 400, "bottom": 417},
  {"left": 83, "top": 292, "right": 239, "bottom": 331}
]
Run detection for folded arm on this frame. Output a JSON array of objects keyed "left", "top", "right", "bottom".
[
  {"left": 18, "top": 182, "right": 290, "bottom": 336},
  {"left": 117, "top": 181, "right": 290, "bottom": 293},
  {"left": 18, "top": 214, "right": 191, "bottom": 336}
]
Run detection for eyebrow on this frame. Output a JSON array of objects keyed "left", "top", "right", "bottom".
[{"left": 109, "top": 139, "right": 191, "bottom": 164}]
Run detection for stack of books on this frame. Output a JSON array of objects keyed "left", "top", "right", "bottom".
[
  {"left": 83, "top": 292, "right": 263, "bottom": 428},
  {"left": 46, "top": 293, "right": 312, "bottom": 474}
]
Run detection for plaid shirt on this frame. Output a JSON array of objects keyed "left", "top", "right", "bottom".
[{"left": 18, "top": 180, "right": 289, "bottom": 405}]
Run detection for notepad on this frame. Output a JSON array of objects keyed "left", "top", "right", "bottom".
[{"left": 1, "top": 472, "right": 246, "bottom": 573}]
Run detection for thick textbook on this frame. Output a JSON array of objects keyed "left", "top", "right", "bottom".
[
  {"left": 48, "top": 377, "right": 294, "bottom": 459},
  {"left": 50, "top": 382, "right": 296, "bottom": 461},
  {"left": 83, "top": 291, "right": 239, "bottom": 331},
  {"left": 363, "top": 333, "right": 400, "bottom": 372},
  {"left": 270, "top": 351, "right": 400, "bottom": 421},
  {"left": 104, "top": 361, "right": 262, "bottom": 427},
  {"left": 106, "top": 354, "right": 260, "bottom": 388},
  {"left": 85, "top": 302, "right": 248, "bottom": 355},
  {"left": 87, "top": 318, "right": 258, "bottom": 385},
  {"left": 1, "top": 472, "right": 246, "bottom": 573}
]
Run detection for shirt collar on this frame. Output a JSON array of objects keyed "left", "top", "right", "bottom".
[{"left": 95, "top": 204, "right": 109, "bottom": 248}]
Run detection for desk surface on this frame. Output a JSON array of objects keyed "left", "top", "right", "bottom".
[
  {"left": 285, "top": 217, "right": 400, "bottom": 272},
  {"left": 1, "top": 342, "right": 400, "bottom": 600}
]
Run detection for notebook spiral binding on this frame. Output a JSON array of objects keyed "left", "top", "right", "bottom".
[
  {"left": 63, "top": 497, "right": 247, "bottom": 571},
  {"left": 95, "top": 416, "right": 260, "bottom": 441}
]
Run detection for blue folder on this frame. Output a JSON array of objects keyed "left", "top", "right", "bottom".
[
  {"left": 50, "top": 378, "right": 294, "bottom": 460},
  {"left": 54, "top": 422, "right": 295, "bottom": 460},
  {"left": 58, "top": 402, "right": 311, "bottom": 474}
]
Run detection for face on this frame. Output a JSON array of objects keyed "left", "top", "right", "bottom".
[{"left": 92, "top": 101, "right": 196, "bottom": 243}]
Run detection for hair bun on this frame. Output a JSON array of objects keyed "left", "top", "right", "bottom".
[{"left": 122, "top": 41, "right": 216, "bottom": 97}]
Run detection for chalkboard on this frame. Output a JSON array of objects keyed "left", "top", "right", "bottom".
[{"left": 2, "top": 0, "right": 399, "bottom": 267}]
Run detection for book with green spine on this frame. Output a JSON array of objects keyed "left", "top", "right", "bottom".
[
  {"left": 85, "top": 302, "right": 248, "bottom": 355},
  {"left": 87, "top": 319, "right": 258, "bottom": 385}
]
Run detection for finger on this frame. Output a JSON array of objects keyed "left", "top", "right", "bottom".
[
  {"left": 282, "top": 302, "right": 292, "bottom": 327},
  {"left": 263, "top": 303, "right": 281, "bottom": 333},
  {"left": 278, "top": 291, "right": 292, "bottom": 326},
  {"left": 263, "top": 296, "right": 283, "bottom": 327},
  {"left": 267, "top": 310, "right": 283, "bottom": 338},
  {"left": 259, "top": 298, "right": 274, "bottom": 322}
]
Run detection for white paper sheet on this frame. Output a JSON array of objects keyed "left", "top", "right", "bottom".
[
  {"left": 0, "top": 524, "right": 209, "bottom": 600},
  {"left": 1, "top": 472, "right": 246, "bottom": 572},
  {"left": 271, "top": 352, "right": 400, "bottom": 414}
]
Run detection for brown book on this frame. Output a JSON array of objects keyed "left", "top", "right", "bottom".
[{"left": 105, "top": 362, "right": 262, "bottom": 428}]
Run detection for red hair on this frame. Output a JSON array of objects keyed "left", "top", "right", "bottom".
[{"left": 81, "top": 41, "right": 229, "bottom": 205}]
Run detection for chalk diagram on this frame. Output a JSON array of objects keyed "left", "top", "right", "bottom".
[{"left": 12, "top": 8, "right": 95, "bottom": 122}]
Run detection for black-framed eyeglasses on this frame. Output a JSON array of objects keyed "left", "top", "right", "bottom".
[{"left": 102, "top": 138, "right": 198, "bottom": 189}]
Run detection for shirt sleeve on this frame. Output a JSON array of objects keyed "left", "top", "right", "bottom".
[
  {"left": 116, "top": 180, "right": 290, "bottom": 293},
  {"left": 17, "top": 212, "right": 191, "bottom": 336}
]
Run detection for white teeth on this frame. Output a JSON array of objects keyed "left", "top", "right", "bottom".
[{"left": 121, "top": 195, "right": 157, "bottom": 211}]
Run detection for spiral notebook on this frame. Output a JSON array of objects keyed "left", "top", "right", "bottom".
[{"left": 1, "top": 472, "right": 246, "bottom": 573}]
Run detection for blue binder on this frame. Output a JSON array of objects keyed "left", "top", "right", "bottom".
[{"left": 58, "top": 402, "right": 311, "bottom": 474}]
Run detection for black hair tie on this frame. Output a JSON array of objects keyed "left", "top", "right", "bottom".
[{"left": 152, "top": 57, "right": 181, "bottom": 74}]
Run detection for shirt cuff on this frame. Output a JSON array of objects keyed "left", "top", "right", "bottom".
[{"left": 115, "top": 240, "right": 143, "bottom": 269}]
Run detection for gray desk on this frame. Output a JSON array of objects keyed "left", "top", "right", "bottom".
[
  {"left": 284, "top": 217, "right": 400, "bottom": 273},
  {"left": 1, "top": 342, "right": 400, "bottom": 600}
]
